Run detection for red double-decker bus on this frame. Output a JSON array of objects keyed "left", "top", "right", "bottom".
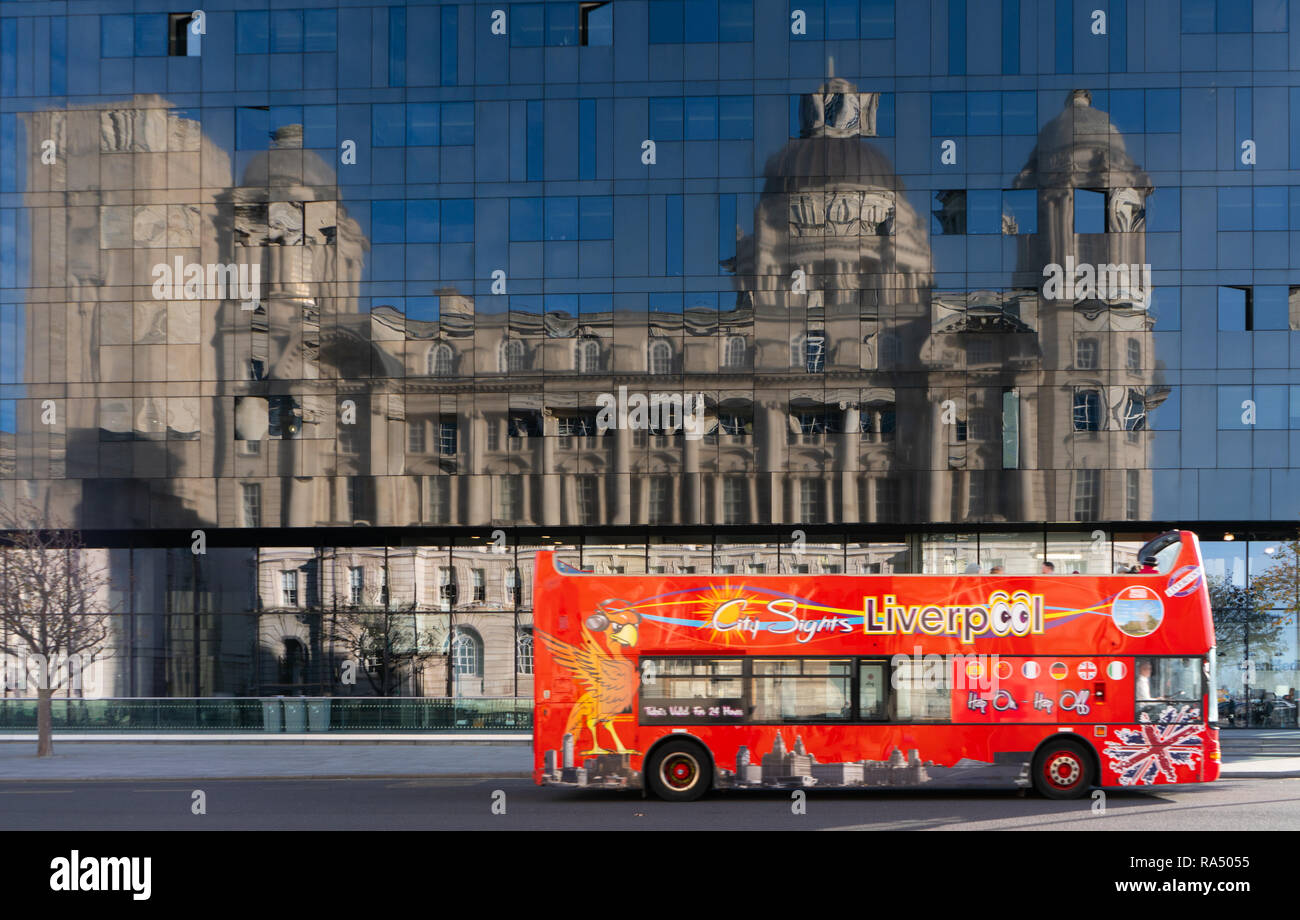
[{"left": 533, "top": 531, "right": 1220, "bottom": 801}]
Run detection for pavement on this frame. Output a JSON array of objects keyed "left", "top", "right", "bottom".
[
  {"left": 0, "top": 729, "right": 1294, "bottom": 782},
  {"left": 1216, "top": 727, "right": 1300, "bottom": 777},
  {"left": 0, "top": 740, "right": 532, "bottom": 781}
]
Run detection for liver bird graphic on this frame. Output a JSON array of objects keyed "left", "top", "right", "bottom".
[{"left": 538, "top": 602, "right": 640, "bottom": 755}]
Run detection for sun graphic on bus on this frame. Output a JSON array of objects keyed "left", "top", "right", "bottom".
[{"left": 700, "top": 585, "right": 756, "bottom": 645}]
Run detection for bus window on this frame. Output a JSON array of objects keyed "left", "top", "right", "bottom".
[
  {"left": 891, "top": 658, "right": 951, "bottom": 722},
  {"left": 858, "top": 661, "right": 889, "bottom": 720},
  {"left": 1134, "top": 656, "right": 1202, "bottom": 721},
  {"left": 750, "top": 659, "right": 852, "bottom": 722},
  {"left": 639, "top": 657, "right": 744, "bottom": 723}
]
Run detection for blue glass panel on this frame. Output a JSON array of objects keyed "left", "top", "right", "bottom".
[
  {"left": 1254, "top": 286, "right": 1288, "bottom": 329},
  {"left": 372, "top": 201, "right": 405, "bottom": 244},
  {"left": 1146, "top": 90, "right": 1180, "bottom": 133},
  {"left": 1217, "top": 187, "right": 1250, "bottom": 230},
  {"left": 967, "top": 93, "right": 1000, "bottom": 135},
  {"left": 931, "top": 93, "right": 965, "bottom": 136},
  {"left": 1217, "top": 287, "right": 1247, "bottom": 330},
  {"left": 666, "top": 195, "right": 683, "bottom": 276},
  {"left": 547, "top": 3, "right": 579, "bottom": 45},
  {"left": 685, "top": 0, "right": 720, "bottom": 41},
  {"left": 50, "top": 18, "right": 66, "bottom": 94},
  {"left": 585, "top": 2, "right": 614, "bottom": 44},
  {"left": 1254, "top": 188, "right": 1286, "bottom": 230},
  {"left": 1108, "top": 90, "right": 1143, "bottom": 137},
  {"left": 1001, "top": 92, "right": 1035, "bottom": 135},
  {"left": 859, "top": 0, "right": 894, "bottom": 38},
  {"left": 406, "top": 103, "right": 439, "bottom": 146},
  {"left": 719, "top": 96, "right": 753, "bottom": 139},
  {"left": 1109, "top": 0, "right": 1127, "bottom": 72},
  {"left": 304, "top": 10, "right": 337, "bottom": 51},
  {"left": 236, "top": 108, "right": 269, "bottom": 150},
  {"left": 1000, "top": 0, "right": 1018, "bottom": 72},
  {"left": 546, "top": 197, "right": 579, "bottom": 241},
  {"left": 1216, "top": 0, "right": 1250, "bottom": 32},
  {"left": 271, "top": 10, "right": 303, "bottom": 53},
  {"left": 1074, "top": 189, "right": 1105, "bottom": 234},
  {"left": 303, "top": 106, "right": 336, "bottom": 149},
  {"left": 237, "top": 11, "right": 269, "bottom": 54},
  {"left": 719, "top": 0, "right": 755, "bottom": 40},
  {"left": 1218, "top": 385, "right": 1252, "bottom": 428},
  {"left": 966, "top": 190, "right": 1001, "bottom": 234},
  {"left": 580, "top": 197, "right": 613, "bottom": 238},
  {"left": 1053, "top": 0, "right": 1070, "bottom": 72},
  {"left": 1255, "top": 0, "right": 1287, "bottom": 32},
  {"left": 949, "top": 0, "right": 966, "bottom": 75},
  {"left": 526, "top": 101, "right": 543, "bottom": 181},
  {"left": 441, "top": 6, "right": 458, "bottom": 85},
  {"left": 442, "top": 200, "right": 474, "bottom": 243},
  {"left": 372, "top": 104, "right": 405, "bottom": 147},
  {"left": 1182, "top": 0, "right": 1214, "bottom": 32},
  {"left": 442, "top": 103, "right": 474, "bottom": 145},
  {"left": 685, "top": 97, "right": 718, "bottom": 140},
  {"left": 579, "top": 99, "right": 596, "bottom": 179},
  {"left": 133, "top": 15, "right": 166, "bottom": 57},
  {"left": 650, "top": 0, "right": 684, "bottom": 42},
  {"left": 101, "top": 15, "right": 133, "bottom": 58},
  {"left": 651, "top": 97, "right": 684, "bottom": 141},
  {"left": 1146, "top": 188, "right": 1179, "bottom": 231},
  {"left": 513, "top": 4, "right": 545, "bottom": 46},
  {"left": 1257, "top": 387, "right": 1287, "bottom": 428},
  {"left": 1002, "top": 190, "right": 1037, "bottom": 234},
  {"left": 406, "top": 200, "right": 439, "bottom": 244},
  {"left": 511, "top": 198, "right": 544, "bottom": 241},
  {"left": 389, "top": 7, "right": 406, "bottom": 86},
  {"left": 827, "top": 0, "right": 859, "bottom": 38}
]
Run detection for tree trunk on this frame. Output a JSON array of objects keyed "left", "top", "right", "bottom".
[{"left": 37, "top": 687, "right": 53, "bottom": 756}]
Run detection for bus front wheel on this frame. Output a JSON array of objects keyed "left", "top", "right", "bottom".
[
  {"left": 1032, "top": 739, "right": 1095, "bottom": 799},
  {"left": 646, "top": 740, "right": 712, "bottom": 802}
]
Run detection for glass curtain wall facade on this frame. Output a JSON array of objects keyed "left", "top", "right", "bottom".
[{"left": 0, "top": 0, "right": 1298, "bottom": 722}]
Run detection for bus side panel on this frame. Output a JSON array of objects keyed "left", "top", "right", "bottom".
[
  {"left": 533, "top": 553, "right": 645, "bottom": 789},
  {"left": 1091, "top": 721, "right": 1211, "bottom": 787}
]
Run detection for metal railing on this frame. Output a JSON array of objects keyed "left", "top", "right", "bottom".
[{"left": 0, "top": 698, "right": 532, "bottom": 732}]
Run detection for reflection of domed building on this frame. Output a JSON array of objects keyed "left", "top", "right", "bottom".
[
  {"left": 215, "top": 123, "right": 375, "bottom": 529},
  {"left": 1012, "top": 89, "right": 1166, "bottom": 525},
  {"left": 721, "top": 79, "right": 934, "bottom": 525},
  {"left": 7, "top": 81, "right": 1171, "bottom": 700}
]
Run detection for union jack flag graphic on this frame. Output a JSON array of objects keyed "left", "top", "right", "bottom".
[{"left": 1103, "top": 706, "right": 1203, "bottom": 786}]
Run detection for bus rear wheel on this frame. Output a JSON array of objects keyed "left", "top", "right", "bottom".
[
  {"left": 646, "top": 740, "right": 712, "bottom": 802},
  {"left": 1032, "top": 740, "right": 1094, "bottom": 799}
]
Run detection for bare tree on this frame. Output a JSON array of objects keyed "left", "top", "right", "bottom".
[
  {"left": 0, "top": 504, "right": 115, "bottom": 756},
  {"left": 1209, "top": 576, "right": 1288, "bottom": 662},
  {"left": 326, "top": 580, "right": 445, "bottom": 697}
]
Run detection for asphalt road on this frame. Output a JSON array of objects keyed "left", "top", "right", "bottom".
[{"left": 1, "top": 776, "right": 1296, "bottom": 830}]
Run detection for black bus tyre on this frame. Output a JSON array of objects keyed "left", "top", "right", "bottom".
[
  {"left": 1032, "top": 739, "right": 1095, "bottom": 799},
  {"left": 646, "top": 740, "right": 712, "bottom": 802}
]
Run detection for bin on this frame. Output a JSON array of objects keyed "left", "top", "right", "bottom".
[
  {"left": 261, "top": 698, "right": 282, "bottom": 732},
  {"left": 283, "top": 698, "right": 307, "bottom": 732},
  {"left": 307, "top": 698, "right": 331, "bottom": 732}
]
